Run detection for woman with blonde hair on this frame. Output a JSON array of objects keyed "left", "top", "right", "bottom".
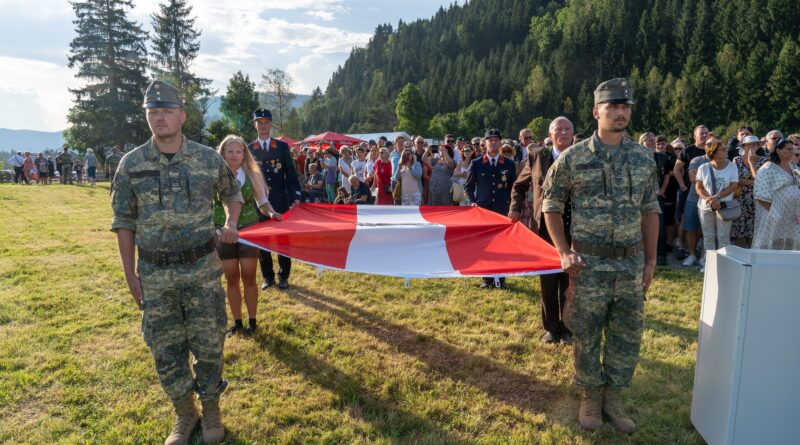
[{"left": 214, "top": 135, "right": 282, "bottom": 337}]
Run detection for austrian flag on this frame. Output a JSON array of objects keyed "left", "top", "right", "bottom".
[{"left": 238, "top": 204, "right": 563, "bottom": 279}]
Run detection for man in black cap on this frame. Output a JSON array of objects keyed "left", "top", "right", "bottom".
[
  {"left": 465, "top": 128, "right": 517, "bottom": 289},
  {"left": 248, "top": 108, "right": 301, "bottom": 290}
]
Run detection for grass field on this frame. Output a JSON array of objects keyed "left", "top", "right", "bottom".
[{"left": 0, "top": 184, "right": 706, "bottom": 444}]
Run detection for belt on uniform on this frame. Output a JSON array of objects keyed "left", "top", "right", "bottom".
[
  {"left": 137, "top": 239, "right": 215, "bottom": 266},
  {"left": 572, "top": 240, "right": 643, "bottom": 259}
]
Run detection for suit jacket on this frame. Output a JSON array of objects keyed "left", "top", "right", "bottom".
[
  {"left": 465, "top": 154, "right": 517, "bottom": 215},
  {"left": 510, "top": 147, "right": 571, "bottom": 240},
  {"left": 248, "top": 138, "right": 301, "bottom": 214}
]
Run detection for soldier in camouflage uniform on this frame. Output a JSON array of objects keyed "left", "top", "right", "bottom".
[
  {"left": 111, "top": 80, "right": 243, "bottom": 445},
  {"left": 105, "top": 144, "right": 123, "bottom": 182},
  {"left": 542, "top": 78, "right": 660, "bottom": 433},
  {"left": 58, "top": 145, "right": 73, "bottom": 184}
]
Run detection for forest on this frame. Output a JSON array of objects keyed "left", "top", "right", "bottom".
[{"left": 290, "top": 0, "right": 800, "bottom": 139}]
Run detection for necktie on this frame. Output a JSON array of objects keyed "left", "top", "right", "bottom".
[
  {"left": 262, "top": 141, "right": 267, "bottom": 150},
  {"left": 491, "top": 159, "right": 496, "bottom": 167}
]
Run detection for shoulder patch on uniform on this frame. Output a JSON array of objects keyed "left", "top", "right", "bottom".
[{"left": 129, "top": 170, "right": 160, "bottom": 178}]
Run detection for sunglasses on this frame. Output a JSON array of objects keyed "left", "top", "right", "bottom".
[{"left": 463, "top": 149, "right": 472, "bottom": 153}]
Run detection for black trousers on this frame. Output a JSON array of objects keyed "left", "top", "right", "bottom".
[
  {"left": 260, "top": 250, "right": 291, "bottom": 282},
  {"left": 540, "top": 271, "right": 570, "bottom": 334},
  {"left": 257, "top": 210, "right": 291, "bottom": 283},
  {"left": 13, "top": 166, "right": 26, "bottom": 184}
]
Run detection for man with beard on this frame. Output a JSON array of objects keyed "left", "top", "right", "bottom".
[{"left": 542, "top": 78, "right": 659, "bottom": 433}]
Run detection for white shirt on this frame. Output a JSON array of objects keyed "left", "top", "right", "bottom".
[
  {"left": 256, "top": 137, "right": 271, "bottom": 151},
  {"left": 552, "top": 146, "right": 562, "bottom": 161},
  {"left": 487, "top": 154, "right": 500, "bottom": 166},
  {"left": 351, "top": 158, "right": 368, "bottom": 180},
  {"left": 696, "top": 161, "right": 739, "bottom": 209},
  {"left": 234, "top": 168, "right": 246, "bottom": 187}
]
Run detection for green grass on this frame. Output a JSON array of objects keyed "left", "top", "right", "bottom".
[{"left": 0, "top": 184, "right": 705, "bottom": 444}]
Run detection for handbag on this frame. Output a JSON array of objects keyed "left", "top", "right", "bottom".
[
  {"left": 708, "top": 164, "right": 741, "bottom": 221},
  {"left": 392, "top": 177, "right": 403, "bottom": 202},
  {"left": 451, "top": 181, "right": 466, "bottom": 203}
]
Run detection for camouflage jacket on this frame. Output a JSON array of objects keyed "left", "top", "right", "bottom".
[
  {"left": 105, "top": 153, "right": 122, "bottom": 170},
  {"left": 542, "top": 131, "right": 660, "bottom": 252},
  {"left": 110, "top": 137, "right": 243, "bottom": 251},
  {"left": 58, "top": 152, "right": 74, "bottom": 165}
]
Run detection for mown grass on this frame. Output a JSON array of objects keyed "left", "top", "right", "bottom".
[{"left": 0, "top": 184, "right": 705, "bottom": 444}]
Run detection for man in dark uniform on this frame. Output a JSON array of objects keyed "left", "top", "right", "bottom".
[
  {"left": 510, "top": 117, "right": 574, "bottom": 345},
  {"left": 248, "top": 108, "right": 302, "bottom": 290},
  {"left": 465, "top": 128, "right": 517, "bottom": 289}
]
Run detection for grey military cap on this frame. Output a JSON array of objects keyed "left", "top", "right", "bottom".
[
  {"left": 143, "top": 80, "right": 183, "bottom": 108},
  {"left": 594, "top": 78, "right": 635, "bottom": 105}
]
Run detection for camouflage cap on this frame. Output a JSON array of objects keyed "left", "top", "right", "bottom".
[
  {"left": 143, "top": 80, "right": 183, "bottom": 108},
  {"left": 594, "top": 78, "right": 635, "bottom": 105}
]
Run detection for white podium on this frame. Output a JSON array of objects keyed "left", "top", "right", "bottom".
[{"left": 691, "top": 246, "right": 800, "bottom": 445}]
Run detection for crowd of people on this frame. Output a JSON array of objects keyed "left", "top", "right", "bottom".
[{"left": 4, "top": 144, "right": 121, "bottom": 186}]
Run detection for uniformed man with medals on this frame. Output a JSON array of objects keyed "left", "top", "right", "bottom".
[
  {"left": 465, "top": 128, "right": 517, "bottom": 289},
  {"left": 248, "top": 108, "right": 302, "bottom": 290}
]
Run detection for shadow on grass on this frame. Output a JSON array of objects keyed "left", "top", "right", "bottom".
[
  {"left": 253, "top": 329, "right": 471, "bottom": 443},
  {"left": 286, "top": 287, "right": 559, "bottom": 414},
  {"left": 645, "top": 317, "right": 698, "bottom": 340}
]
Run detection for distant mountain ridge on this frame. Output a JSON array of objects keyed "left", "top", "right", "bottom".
[
  {"left": 1, "top": 94, "right": 310, "bottom": 151},
  {"left": 0, "top": 128, "right": 64, "bottom": 152}
]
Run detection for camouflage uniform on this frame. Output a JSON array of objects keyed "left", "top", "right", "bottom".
[
  {"left": 58, "top": 151, "right": 74, "bottom": 184},
  {"left": 542, "top": 132, "right": 660, "bottom": 388},
  {"left": 106, "top": 151, "right": 123, "bottom": 182},
  {"left": 110, "top": 137, "right": 243, "bottom": 403}
]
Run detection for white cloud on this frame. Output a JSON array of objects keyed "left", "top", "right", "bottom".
[
  {"left": 0, "top": 56, "right": 81, "bottom": 131},
  {"left": 286, "top": 54, "right": 341, "bottom": 94}
]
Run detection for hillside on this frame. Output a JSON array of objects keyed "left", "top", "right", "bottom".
[
  {"left": 294, "top": 0, "right": 800, "bottom": 138},
  {"left": 0, "top": 128, "right": 65, "bottom": 152}
]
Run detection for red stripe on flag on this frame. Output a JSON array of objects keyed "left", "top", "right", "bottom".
[
  {"left": 418, "top": 206, "right": 561, "bottom": 276},
  {"left": 238, "top": 204, "right": 357, "bottom": 269}
]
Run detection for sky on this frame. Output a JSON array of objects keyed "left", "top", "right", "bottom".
[{"left": 0, "top": 0, "right": 456, "bottom": 132}]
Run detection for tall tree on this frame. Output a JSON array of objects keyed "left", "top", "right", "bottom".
[
  {"left": 395, "top": 83, "right": 428, "bottom": 136},
  {"left": 220, "top": 71, "right": 259, "bottom": 141},
  {"left": 150, "top": 0, "right": 212, "bottom": 142},
  {"left": 260, "top": 68, "right": 296, "bottom": 132},
  {"left": 65, "top": 0, "right": 149, "bottom": 154}
]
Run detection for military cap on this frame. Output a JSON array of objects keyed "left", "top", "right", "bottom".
[
  {"left": 143, "top": 80, "right": 183, "bottom": 108},
  {"left": 594, "top": 78, "right": 635, "bottom": 105},
  {"left": 252, "top": 108, "right": 273, "bottom": 121},
  {"left": 484, "top": 129, "right": 502, "bottom": 139}
]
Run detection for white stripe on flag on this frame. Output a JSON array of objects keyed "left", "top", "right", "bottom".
[{"left": 344, "top": 207, "right": 459, "bottom": 278}]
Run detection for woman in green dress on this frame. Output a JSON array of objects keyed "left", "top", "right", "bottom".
[{"left": 215, "top": 135, "right": 282, "bottom": 337}]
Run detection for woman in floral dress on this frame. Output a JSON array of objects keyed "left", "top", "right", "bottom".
[{"left": 730, "top": 136, "right": 767, "bottom": 247}]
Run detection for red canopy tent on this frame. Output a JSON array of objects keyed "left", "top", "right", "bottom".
[
  {"left": 275, "top": 135, "right": 299, "bottom": 146},
  {"left": 301, "top": 131, "right": 364, "bottom": 151}
]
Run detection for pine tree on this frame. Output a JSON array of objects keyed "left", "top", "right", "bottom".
[
  {"left": 395, "top": 83, "right": 428, "bottom": 136},
  {"left": 65, "top": 0, "right": 149, "bottom": 153},
  {"left": 150, "top": 0, "right": 204, "bottom": 88},
  {"left": 220, "top": 71, "right": 259, "bottom": 141}
]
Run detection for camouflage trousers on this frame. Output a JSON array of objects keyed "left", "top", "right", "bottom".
[
  {"left": 139, "top": 256, "right": 228, "bottom": 403},
  {"left": 61, "top": 164, "right": 73, "bottom": 184},
  {"left": 564, "top": 256, "right": 644, "bottom": 388}
]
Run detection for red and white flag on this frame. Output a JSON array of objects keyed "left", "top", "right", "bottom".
[{"left": 238, "top": 204, "right": 562, "bottom": 278}]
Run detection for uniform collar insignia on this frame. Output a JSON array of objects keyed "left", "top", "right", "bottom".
[
  {"left": 270, "top": 140, "right": 277, "bottom": 148},
  {"left": 482, "top": 154, "right": 489, "bottom": 164}
]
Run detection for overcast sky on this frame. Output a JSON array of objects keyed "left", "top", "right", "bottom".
[{"left": 0, "top": 0, "right": 455, "bottom": 132}]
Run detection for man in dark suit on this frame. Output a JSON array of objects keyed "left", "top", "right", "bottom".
[
  {"left": 248, "top": 108, "right": 302, "bottom": 290},
  {"left": 466, "top": 128, "right": 517, "bottom": 289},
  {"left": 510, "top": 116, "right": 574, "bottom": 345}
]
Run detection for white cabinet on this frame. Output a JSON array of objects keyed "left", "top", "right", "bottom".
[{"left": 691, "top": 246, "right": 800, "bottom": 445}]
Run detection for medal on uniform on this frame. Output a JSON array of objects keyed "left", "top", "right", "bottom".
[
  {"left": 276, "top": 162, "right": 282, "bottom": 170},
  {"left": 274, "top": 168, "right": 279, "bottom": 173},
  {"left": 501, "top": 175, "right": 507, "bottom": 182},
  {"left": 498, "top": 184, "right": 503, "bottom": 189}
]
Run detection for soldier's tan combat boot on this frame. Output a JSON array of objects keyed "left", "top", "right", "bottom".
[
  {"left": 165, "top": 394, "right": 199, "bottom": 445},
  {"left": 603, "top": 386, "right": 636, "bottom": 433},
  {"left": 200, "top": 398, "right": 225, "bottom": 443},
  {"left": 578, "top": 387, "right": 603, "bottom": 430}
]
